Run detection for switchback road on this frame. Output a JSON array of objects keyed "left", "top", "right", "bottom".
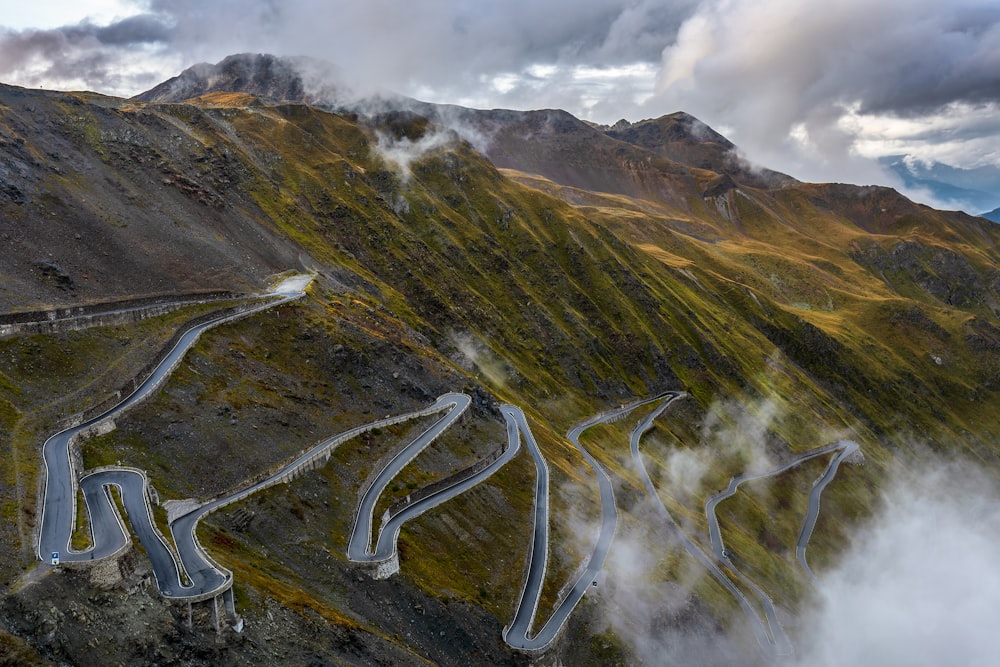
[
  {"left": 36, "top": 275, "right": 311, "bottom": 598},
  {"left": 29, "top": 280, "right": 859, "bottom": 653}
]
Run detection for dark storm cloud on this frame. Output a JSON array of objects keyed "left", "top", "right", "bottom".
[
  {"left": 857, "top": 4, "right": 1000, "bottom": 116},
  {"left": 651, "top": 0, "right": 1000, "bottom": 180},
  {"left": 656, "top": 0, "right": 1000, "bottom": 114},
  {"left": 91, "top": 14, "right": 173, "bottom": 46},
  {"left": 0, "top": 13, "right": 172, "bottom": 91}
]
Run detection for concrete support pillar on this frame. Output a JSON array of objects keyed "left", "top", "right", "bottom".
[
  {"left": 223, "top": 586, "right": 244, "bottom": 633},
  {"left": 373, "top": 552, "right": 400, "bottom": 580}
]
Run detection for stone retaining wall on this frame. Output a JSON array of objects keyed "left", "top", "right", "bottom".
[
  {"left": 0, "top": 290, "right": 238, "bottom": 338},
  {"left": 52, "top": 298, "right": 266, "bottom": 432}
]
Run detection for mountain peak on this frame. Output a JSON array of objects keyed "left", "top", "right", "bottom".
[
  {"left": 135, "top": 53, "right": 315, "bottom": 104},
  {"left": 134, "top": 53, "right": 792, "bottom": 195},
  {"left": 603, "top": 112, "right": 794, "bottom": 189}
]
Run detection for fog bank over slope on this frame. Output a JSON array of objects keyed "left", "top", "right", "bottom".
[{"left": 793, "top": 458, "right": 1000, "bottom": 667}]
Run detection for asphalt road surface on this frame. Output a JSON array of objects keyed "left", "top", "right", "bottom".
[
  {"left": 347, "top": 393, "right": 471, "bottom": 561},
  {"left": 630, "top": 392, "right": 793, "bottom": 657},
  {"left": 505, "top": 393, "right": 675, "bottom": 650},
  {"left": 37, "top": 276, "right": 309, "bottom": 598}
]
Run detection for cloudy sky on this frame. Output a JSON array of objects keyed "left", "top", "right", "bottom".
[{"left": 3, "top": 0, "right": 1000, "bottom": 193}]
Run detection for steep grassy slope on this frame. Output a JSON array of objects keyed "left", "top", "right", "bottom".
[{"left": 2, "top": 80, "right": 1000, "bottom": 664}]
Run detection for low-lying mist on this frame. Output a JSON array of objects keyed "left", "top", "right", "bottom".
[
  {"left": 790, "top": 457, "right": 1000, "bottom": 667},
  {"left": 374, "top": 128, "right": 457, "bottom": 180},
  {"left": 587, "top": 392, "right": 999, "bottom": 666}
]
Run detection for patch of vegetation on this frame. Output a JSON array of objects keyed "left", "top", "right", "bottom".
[
  {"left": 0, "top": 627, "right": 50, "bottom": 667},
  {"left": 70, "top": 486, "right": 92, "bottom": 551}
]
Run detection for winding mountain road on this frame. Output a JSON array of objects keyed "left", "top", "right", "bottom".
[
  {"left": 347, "top": 393, "right": 471, "bottom": 561},
  {"left": 29, "top": 279, "right": 859, "bottom": 654},
  {"left": 360, "top": 415, "right": 525, "bottom": 567},
  {"left": 793, "top": 440, "right": 860, "bottom": 581},
  {"left": 631, "top": 393, "right": 796, "bottom": 656},
  {"left": 36, "top": 275, "right": 311, "bottom": 598},
  {"left": 704, "top": 438, "right": 861, "bottom": 589},
  {"left": 630, "top": 392, "right": 859, "bottom": 658},
  {"left": 505, "top": 393, "right": 677, "bottom": 650},
  {"left": 501, "top": 405, "right": 551, "bottom": 649}
]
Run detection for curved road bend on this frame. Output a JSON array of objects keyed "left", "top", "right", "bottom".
[
  {"left": 705, "top": 440, "right": 860, "bottom": 574},
  {"left": 502, "top": 405, "right": 550, "bottom": 650},
  {"left": 346, "top": 393, "right": 471, "bottom": 561},
  {"left": 162, "top": 393, "right": 474, "bottom": 598},
  {"left": 505, "top": 393, "right": 675, "bottom": 651},
  {"left": 701, "top": 439, "right": 860, "bottom": 653},
  {"left": 37, "top": 276, "right": 311, "bottom": 598},
  {"left": 704, "top": 449, "right": 842, "bottom": 653},
  {"left": 630, "top": 392, "right": 793, "bottom": 657},
  {"left": 794, "top": 439, "right": 859, "bottom": 581},
  {"left": 78, "top": 468, "right": 190, "bottom": 593},
  {"left": 365, "top": 403, "right": 526, "bottom": 564}
]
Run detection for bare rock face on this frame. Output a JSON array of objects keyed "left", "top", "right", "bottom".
[
  {"left": 34, "top": 260, "right": 74, "bottom": 291},
  {"left": 850, "top": 237, "right": 1000, "bottom": 308},
  {"left": 86, "top": 550, "right": 136, "bottom": 590},
  {"left": 0, "top": 83, "right": 306, "bottom": 311},
  {"left": 134, "top": 53, "right": 309, "bottom": 104}
]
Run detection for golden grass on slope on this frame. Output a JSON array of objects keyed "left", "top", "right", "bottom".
[
  {"left": 183, "top": 91, "right": 262, "bottom": 107},
  {"left": 499, "top": 168, "right": 681, "bottom": 215},
  {"left": 635, "top": 243, "right": 695, "bottom": 269}
]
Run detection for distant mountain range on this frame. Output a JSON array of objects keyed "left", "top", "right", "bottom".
[
  {"left": 880, "top": 154, "right": 1000, "bottom": 217},
  {"left": 982, "top": 207, "right": 1000, "bottom": 222}
]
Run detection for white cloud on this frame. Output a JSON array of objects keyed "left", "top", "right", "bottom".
[
  {"left": 374, "top": 128, "right": 455, "bottom": 180},
  {"left": 4, "top": 0, "right": 142, "bottom": 30},
  {"left": 599, "top": 496, "right": 748, "bottom": 666},
  {"left": 793, "top": 460, "right": 1000, "bottom": 667},
  {"left": 650, "top": 0, "right": 1000, "bottom": 180},
  {"left": 842, "top": 101, "right": 1000, "bottom": 168}
]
